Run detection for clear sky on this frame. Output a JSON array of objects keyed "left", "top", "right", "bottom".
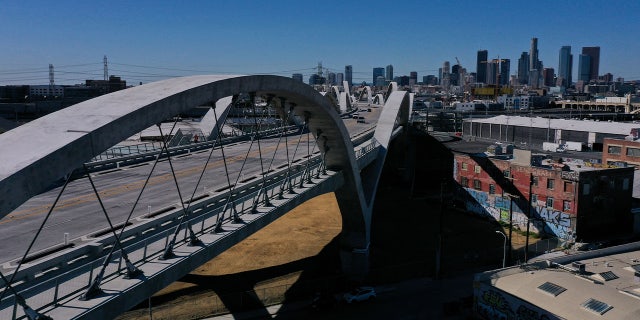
[{"left": 1, "top": 0, "right": 639, "bottom": 85}]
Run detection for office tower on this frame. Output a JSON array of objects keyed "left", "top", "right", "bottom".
[
  {"left": 373, "top": 67, "right": 384, "bottom": 85},
  {"left": 543, "top": 68, "right": 555, "bottom": 87},
  {"left": 451, "top": 65, "right": 460, "bottom": 86},
  {"left": 336, "top": 73, "right": 344, "bottom": 85},
  {"left": 500, "top": 59, "right": 510, "bottom": 86},
  {"left": 375, "top": 76, "right": 386, "bottom": 87},
  {"left": 529, "top": 37, "right": 540, "bottom": 88},
  {"left": 442, "top": 61, "right": 451, "bottom": 87},
  {"left": 518, "top": 52, "right": 529, "bottom": 85},
  {"left": 385, "top": 65, "right": 394, "bottom": 82},
  {"left": 476, "top": 50, "right": 488, "bottom": 83},
  {"left": 409, "top": 71, "right": 417, "bottom": 86},
  {"left": 581, "top": 47, "right": 600, "bottom": 81},
  {"left": 327, "top": 72, "right": 336, "bottom": 85},
  {"left": 292, "top": 73, "right": 303, "bottom": 82},
  {"left": 578, "top": 54, "right": 591, "bottom": 82},
  {"left": 558, "top": 46, "right": 573, "bottom": 87},
  {"left": 345, "top": 65, "right": 353, "bottom": 87},
  {"left": 486, "top": 60, "right": 499, "bottom": 85}
]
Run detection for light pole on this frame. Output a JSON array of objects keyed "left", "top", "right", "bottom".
[{"left": 496, "top": 230, "right": 507, "bottom": 268}]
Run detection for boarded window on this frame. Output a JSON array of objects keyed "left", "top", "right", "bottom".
[
  {"left": 607, "top": 145, "right": 621, "bottom": 154},
  {"left": 626, "top": 147, "right": 640, "bottom": 157},
  {"left": 563, "top": 181, "right": 573, "bottom": 193}
]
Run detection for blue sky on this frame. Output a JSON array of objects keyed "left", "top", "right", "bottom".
[{"left": 1, "top": 0, "right": 639, "bottom": 85}]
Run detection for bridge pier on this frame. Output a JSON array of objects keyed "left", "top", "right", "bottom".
[{"left": 339, "top": 245, "right": 370, "bottom": 282}]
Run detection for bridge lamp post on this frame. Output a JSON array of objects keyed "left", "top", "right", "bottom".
[{"left": 495, "top": 230, "right": 507, "bottom": 268}]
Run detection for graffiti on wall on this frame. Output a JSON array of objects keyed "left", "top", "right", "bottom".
[
  {"left": 475, "top": 288, "right": 556, "bottom": 320},
  {"left": 461, "top": 187, "right": 573, "bottom": 239}
]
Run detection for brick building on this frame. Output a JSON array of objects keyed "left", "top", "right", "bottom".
[
  {"left": 602, "top": 137, "right": 640, "bottom": 167},
  {"left": 453, "top": 148, "right": 634, "bottom": 242}
]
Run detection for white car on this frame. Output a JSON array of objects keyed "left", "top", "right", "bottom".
[{"left": 343, "top": 286, "right": 376, "bottom": 303}]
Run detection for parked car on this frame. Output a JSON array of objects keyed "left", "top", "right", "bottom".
[{"left": 343, "top": 286, "right": 376, "bottom": 303}]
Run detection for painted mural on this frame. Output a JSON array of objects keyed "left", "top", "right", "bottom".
[
  {"left": 460, "top": 187, "right": 574, "bottom": 240},
  {"left": 475, "top": 287, "right": 558, "bottom": 320}
]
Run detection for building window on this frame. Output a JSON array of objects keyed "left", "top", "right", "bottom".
[
  {"left": 583, "top": 183, "right": 590, "bottom": 195},
  {"left": 460, "top": 176, "right": 469, "bottom": 187},
  {"left": 474, "top": 165, "right": 481, "bottom": 174},
  {"left": 547, "top": 178, "right": 555, "bottom": 190},
  {"left": 473, "top": 179, "right": 482, "bottom": 190},
  {"left": 563, "top": 200, "right": 571, "bottom": 211},
  {"left": 546, "top": 197, "right": 554, "bottom": 208},
  {"left": 461, "top": 162, "right": 468, "bottom": 171},
  {"left": 623, "top": 178, "right": 630, "bottom": 190},
  {"left": 607, "top": 145, "right": 621, "bottom": 155},
  {"left": 563, "top": 181, "right": 573, "bottom": 193},
  {"left": 531, "top": 194, "right": 538, "bottom": 204},
  {"left": 626, "top": 147, "right": 640, "bottom": 157},
  {"left": 489, "top": 184, "right": 496, "bottom": 194},
  {"left": 532, "top": 176, "right": 539, "bottom": 186}
]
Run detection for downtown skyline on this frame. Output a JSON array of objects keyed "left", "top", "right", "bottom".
[{"left": 1, "top": 0, "right": 639, "bottom": 85}]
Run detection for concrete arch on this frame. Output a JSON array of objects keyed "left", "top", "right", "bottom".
[
  {"left": 335, "top": 90, "right": 410, "bottom": 277},
  {"left": 358, "top": 86, "right": 373, "bottom": 104},
  {"left": 0, "top": 75, "right": 360, "bottom": 220},
  {"left": 384, "top": 81, "right": 398, "bottom": 102}
]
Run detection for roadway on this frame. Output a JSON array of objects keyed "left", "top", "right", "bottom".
[{"left": 0, "top": 104, "right": 381, "bottom": 265}]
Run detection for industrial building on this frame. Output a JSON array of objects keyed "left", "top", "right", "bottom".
[
  {"left": 453, "top": 146, "right": 635, "bottom": 243},
  {"left": 462, "top": 115, "right": 640, "bottom": 151}
]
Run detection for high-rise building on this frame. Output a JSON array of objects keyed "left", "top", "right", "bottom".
[
  {"left": 409, "top": 71, "right": 418, "bottom": 86},
  {"left": 578, "top": 54, "right": 591, "bottom": 82},
  {"left": 476, "top": 50, "right": 488, "bottom": 83},
  {"left": 558, "top": 46, "right": 573, "bottom": 87},
  {"left": 327, "top": 72, "right": 336, "bottom": 86},
  {"left": 529, "top": 37, "right": 540, "bottom": 88},
  {"left": 499, "top": 59, "right": 510, "bottom": 86},
  {"left": 385, "top": 65, "right": 394, "bottom": 82},
  {"left": 375, "top": 75, "right": 386, "bottom": 87},
  {"left": 336, "top": 73, "right": 344, "bottom": 85},
  {"left": 442, "top": 61, "right": 451, "bottom": 87},
  {"left": 542, "top": 68, "right": 555, "bottom": 87},
  {"left": 292, "top": 73, "right": 303, "bottom": 82},
  {"left": 345, "top": 65, "right": 353, "bottom": 87},
  {"left": 373, "top": 67, "right": 384, "bottom": 85},
  {"left": 517, "top": 52, "right": 530, "bottom": 85},
  {"left": 486, "top": 60, "right": 499, "bottom": 85},
  {"left": 581, "top": 47, "right": 600, "bottom": 81}
]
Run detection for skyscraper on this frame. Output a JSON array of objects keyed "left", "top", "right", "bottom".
[
  {"left": 385, "top": 65, "right": 394, "bottom": 82},
  {"left": 578, "top": 54, "right": 591, "bottom": 82},
  {"left": 542, "top": 68, "right": 555, "bottom": 87},
  {"left": 373, "top": 67, "right": 385, "bottom": 85},
  {"left": 500, "top": 59, "right": 510, "bottom": 86},
  {"left": 486, "top": 60, "right": 499, "bottom": 85},
  {"left": 517, "top": 52, "right": 529, "bottom": 85},
  {"left": 529, "top": 37, "right": 540, "bottom": 88},
  {"left": 345, "top": 65, "right": 353, "bottom": 87},
  {"left": 476, "top": 50, "right": 488, "bottom": 83},
  {"left": 581, "top": 47, "right": 600, "bottom": 81},
  {"left": 409, "top": 71, "right": 418, "bottom": 86},
  {"left": 558, "top": 46, "right": 573, "bottom": 87}
]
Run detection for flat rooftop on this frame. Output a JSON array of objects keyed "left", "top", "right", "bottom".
[{"left": 476, "top": 242, "right": 640, "bottom": 319}]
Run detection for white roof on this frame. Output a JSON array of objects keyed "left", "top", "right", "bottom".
[{"left": 467, "top": 115, "right": 640, "bottom": 136}]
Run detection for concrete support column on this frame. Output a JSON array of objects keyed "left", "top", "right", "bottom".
[{"left": 339, "top": 244, "right": 370, "bottom": 282}]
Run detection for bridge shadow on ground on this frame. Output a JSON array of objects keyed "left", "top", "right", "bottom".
[{"left": 119, "top": 129, "right": 509, "bottom": 319}]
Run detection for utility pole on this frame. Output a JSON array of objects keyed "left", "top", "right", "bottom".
[{"left": 524, "top": 173, "right": 534, "bottom": 262}]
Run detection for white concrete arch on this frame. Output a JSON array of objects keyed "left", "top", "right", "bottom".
[
  {"left": 0, "top": 75, "right": 360, "bottom": 220},
  {"left": 384, "top": 81, "right": 398, "bottom": 102},
  {"left": 358, "top": 86, "right": 373, "bottom": 104}
]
